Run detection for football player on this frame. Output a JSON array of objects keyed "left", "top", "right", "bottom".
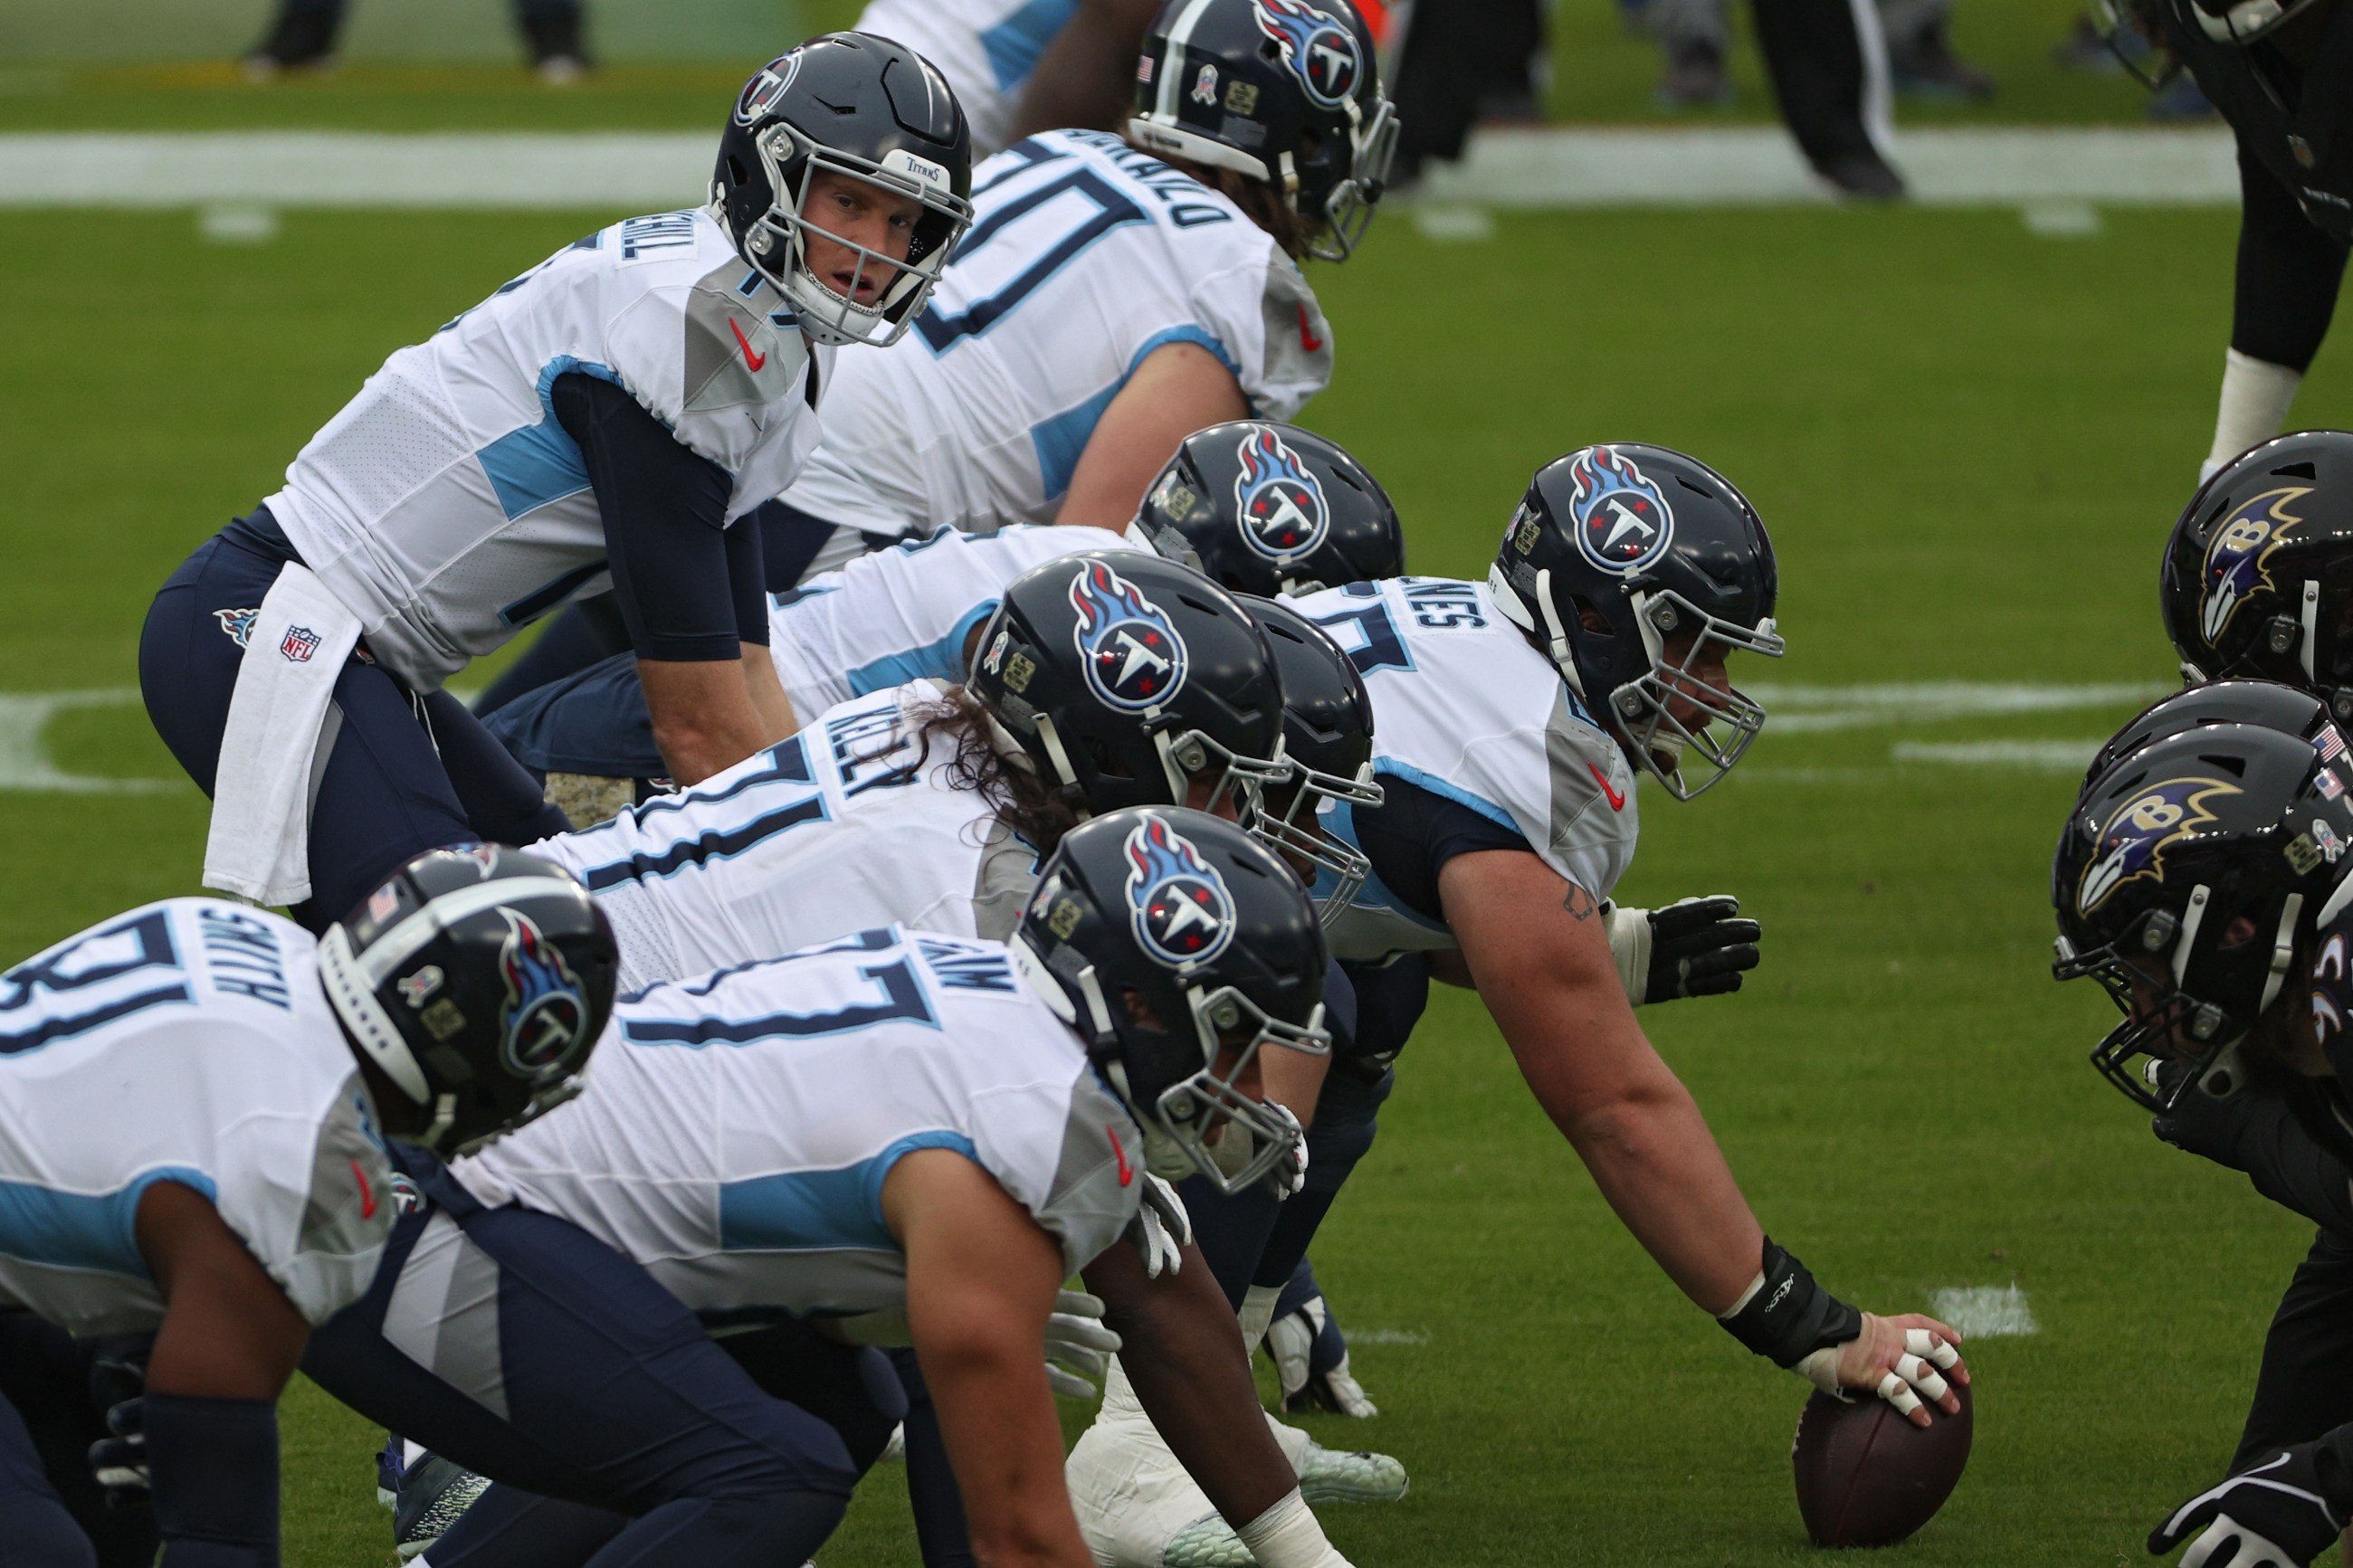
[
  {"left": 0, "top": 848, "right": 612, "bottom": 1568},
  {"left": 2163, "top": 431, "right": 2353, "bottom": 724},
  {"left": 1066, "top": 444, "right": 1967, "bottom": 1566},
  {"left": 2055, "top": 714, "right": 2353, "bottom": 1568},
  {"left": 135, "top": 37, "right": 975, "bottom": 932},
  {"left": 851, "top": 0, "right": 1158, "bottom": 158},
  {"left": 301, "top": 812, "right": 1348, "bottom": 1568},
  {"left": 767, "top": 0, "right": 1395, "bottom": 573},
  {"left": 460, "top": 556, "right": 1390, "bottom": 1563},
  {"left": 481, "top": 420, "right": 1404, "bottom": 816},
  {"left": 2100, "top": 1, "right": 2350, "bottom": 480}
]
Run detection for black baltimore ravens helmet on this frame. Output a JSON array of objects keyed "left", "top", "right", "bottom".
[
  {"left": 2053, "top": 722, "right": 2353, "bottom": 1110},
  {"left": 319, "top": 845, "right": 618, "bottom": 1155},
  {"left": 1127, "top": 0, "right": 1396, "bottom": 261},
  {"left": 1239, "top": 594, "right": 1382, "bottom": 916},
  {"left": 1489, "top": 443, "right": 1785, "bottom": 800},
  {"left": 965, "top": 552, "right": 1291, "bottom": 816},
  {"left": 2081, "top": 679, "right": 2333, "bottom": 799},
  {"left": 1137, "top": 421, "right": 1405, "bottom": 597},
  {"left": 2161, "top": 432, "right": 2353, "bottom": 720},
  {"left": 1013, "top": 806, "right": 1328, "bottom": 1194},
  {"left": 711, "top": 33, "right": 975, "bottom": 347}
]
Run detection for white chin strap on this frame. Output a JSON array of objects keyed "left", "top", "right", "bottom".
[
  {"left": 2172, "top": 883, "right": 2212, "bottom": 986},
  {"left": 2260, "top": 891, "right": 2307, "bottom": 1012}
]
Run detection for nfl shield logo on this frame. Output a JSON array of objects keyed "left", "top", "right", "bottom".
[{"left": 281, "top": 625, "right": 321, "bottom": 663}]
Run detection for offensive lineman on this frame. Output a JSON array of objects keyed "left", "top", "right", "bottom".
[
  {"left": 0, "top": 848, "right": 613, "bottom": 1567},
  {"left": 136, "top": 37, "right": 974, "bottom": 930},
  {"left": 302, "top": 812, "right": 1338, "bottom": 1568},
  {"left": 479, "top": 421, "right": 1402, "bottom": 807},
  {"left": 1067, "top": 444, "right": 1969, "bottom": 1565}
]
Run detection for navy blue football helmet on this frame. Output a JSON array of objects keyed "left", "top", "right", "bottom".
[
  {"left": 711, "top": 34, "right": 975, "bottom": 347},
  {"left": 965, "top": 553, "right": 1290, "bottom": 816},
  {"left": 1128, "top": 0, "right": 1396, "bottom": 261},
  {"left": 319, "top": 845, "right": 617, "bottom": 1155},
  {"left": 1014, "top": 806, "right": 1328, "bottom": 1194},
  {"left": 1239, "top": 594, "right": 1381, "bottom": 916},
  {"left": 1138, "top": 422, "right": 1405, "bottom": 597},
  {"left": 1489, "top": 443, "right": 1785, "bottom": 800},
  {"left": 2053, "top": 723, "right": 2353, "bottom": 1111}
]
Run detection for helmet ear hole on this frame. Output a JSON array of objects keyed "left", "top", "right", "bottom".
[{"left": 1569, "top": 595, "right": 1613, "bottom": 637}]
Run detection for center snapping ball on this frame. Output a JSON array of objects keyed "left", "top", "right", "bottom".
[{"left": 1791, "top": 1381, "right": 1972, "bottom": 1547}]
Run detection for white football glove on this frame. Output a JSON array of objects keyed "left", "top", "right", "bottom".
[
  {"left": 1124, "top": 1174, "right": 1192, "bottom": 1278},
  {"left": 1046, "top": 1288, "right": 1122, "bottom": 1400},
  {"left": 1267, "top": 1295, "right": 1377, "bottom": 1418},
  {"left": 1262, "top": 1103, "right": 1309, "bottom": 1202},
  {"left": 2151, "top": 1448, "right": 2347, "bottom": 1568}
]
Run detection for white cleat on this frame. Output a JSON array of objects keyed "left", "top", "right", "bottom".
[
  {"left": 1289, "top": 1434, "right": 1407, "bottom": 1506},
  {"left": 1163, "top": 1511, "right": 1256, "bottom": 1568}
]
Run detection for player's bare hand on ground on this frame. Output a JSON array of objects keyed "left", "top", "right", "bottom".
[{"left": 1833, "top": 1315, "right": 1967, "bottom": 1427}]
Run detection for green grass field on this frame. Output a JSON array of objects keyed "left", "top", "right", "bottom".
[{"left": 2, "top": 108, "right": 2348, "bottom": 1568}]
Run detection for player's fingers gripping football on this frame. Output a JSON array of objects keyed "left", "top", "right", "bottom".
[
  {"left": 1045, "top": 1289, "right": 1122, "bottom": 1399},
  {"left": 1832, "top": 1314, "right": 1967, "bottom": 1427}
]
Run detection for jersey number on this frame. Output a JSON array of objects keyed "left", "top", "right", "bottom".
[
  {"left": 0, "top": 911, "right": 191, "bottom": 1057},
  {"left": 1310, "top": 598, "right": 1415, "bottom": 679},
  {"left": 916, "top": 167, "right": 1148, "bottom": 352},
  {"left": 624, "top": 957, "right": 935, "bottom": 1047}
]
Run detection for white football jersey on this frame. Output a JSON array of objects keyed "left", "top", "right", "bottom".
[
  {"left": 452, "top": 926, "right": 1142, "bottom": 1323},
  {"left": 780, "top": 129, "right": 1332, "bottom": 539},
  {"left": 269, "top": 208, "right": 829, "bottom": 690},
  {"left": 530, "top": 681, "right": 1038, "bottom": 992},
  {"left": 853, "top": 0, "right": 1073, "bottom": 157},
  {"left": 771, "top": 523, "right": 1147, "bottom": 717},
  {"left": 0, "top": 900, "right": 395, "bottom": 1336},
  {"left": 1289, "top": 579, "right": 1642, "bottom": 965}
]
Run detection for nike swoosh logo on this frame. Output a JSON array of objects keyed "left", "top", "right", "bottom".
[
  {"left": 1108, "top": 1125, "right": 1134, "bottom": 1187},
  {"left": 1298, "top": 303, "right": 1324, "bottom": 353},
  {"left": 351, "top": 1160, "right": 377, "bottom": 1221},
  {"left": 730, "top": 317, "right": 767, "bottom": 372},
  {"left": 1589, "top": 761, "right": 1626, "bottom": 811}
]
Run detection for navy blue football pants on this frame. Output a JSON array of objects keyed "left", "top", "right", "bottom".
[
  {"left": 139, "top": 512, "right": 571, "bottom": 932},
  {"left": 303, "top": 1164, "right": 884, "bottom": 1568},
  {"left": 0, "top": 1318, "right": 155, "bottom": 1568}
]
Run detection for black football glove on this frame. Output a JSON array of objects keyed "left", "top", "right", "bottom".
[
  {"left": 88, "top": 1396, "right": 148, "bottom": 1508},
  {"left": 1610, "top": 896, "right": 1761, "bottom": 1005},
  {"left": 2150, "top": 1444, "right": 2349, "bottom": 1568}
]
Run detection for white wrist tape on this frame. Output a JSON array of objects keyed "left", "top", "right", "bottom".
[
  {"left": 1603, "top": 901, "right": 1651, "bottom": 1007},
  {"left": 2206, "top": 348, "right": 2303, "bottom": 477},
  {"left": 1239, "top": 1282, "right": 1282, "bottom": 1353},
  {"left": 1794, "top": 1345, "right": 1847, "bottom": 1399},
  {"left": 1236, "top": 1489, "right": 1353, "bottom": 1568}
]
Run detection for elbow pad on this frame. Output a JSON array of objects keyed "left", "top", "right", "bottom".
[{"left": 147, "top": 1392, "right": 280, "bottom": 1567}]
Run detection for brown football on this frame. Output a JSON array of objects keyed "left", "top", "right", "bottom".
[{"left": 1791, "top": 1380, "right": 1972, "bottom": 1547}]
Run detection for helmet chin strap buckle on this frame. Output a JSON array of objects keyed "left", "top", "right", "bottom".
[{"left": 417, "top": 1092, "right": 458, "bottom": 1154}]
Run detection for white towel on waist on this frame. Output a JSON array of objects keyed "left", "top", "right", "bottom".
[{"left": 203, "top": 563, "right": 364, "bottom": 907}]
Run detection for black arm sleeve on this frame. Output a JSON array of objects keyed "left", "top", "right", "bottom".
[
  {"left": 725, "top": 509, "right": 769, "bottom": 647},
  {"left": 549, "top": 372, "right": 740, "bottom": 663},
  {"left": 2234, "top": 138, "right": 2351, "bottom": 372},
  {"left": 1348, "top": 774, "right": 1534, "bottom": 925}
]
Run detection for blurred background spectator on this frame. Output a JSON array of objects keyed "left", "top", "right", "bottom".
[
  {"left": 1647, "top": 0, "right": 1994, "bottom": 105},
  {"left": 243, "top": 0, "right": 591, "bottom": 81}
]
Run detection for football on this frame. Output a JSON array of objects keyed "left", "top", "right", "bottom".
[{"left": 1791, "top": 1382, "right": 1974, "bottom": 1547}]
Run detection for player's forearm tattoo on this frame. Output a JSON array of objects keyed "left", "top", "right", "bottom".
[{"left": 1563, "top": 885, "right": 1598, "bottom": 921}]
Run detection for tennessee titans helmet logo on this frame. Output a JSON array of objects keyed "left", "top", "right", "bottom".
[
  {"left": 2200, "top": 486, "right": 2314, "bottom": 644},
  {"left": 1566, "top": 446, "right": 1676, "bottom": 574},
  {"left": 1253, "top": 0, "right": 1362, "bottom": 109},
  {"left": 734, "top": 50, "right": 802, "bottom": 125},
  {"left": 1234, "top": 428, "right": 1330, "bottom": 563},
  {"left": 1071, "top": 560, "right": 1189, "bottom": 713},
  {"left": 1123, "top": 814, "right": 1236, "bottom": 969},
  {"left": 2076, "top": 775, "right": 2243, "bottom": 916},
  {"left": 495, "top": 909, "right": 591, "bottom": 1079}
]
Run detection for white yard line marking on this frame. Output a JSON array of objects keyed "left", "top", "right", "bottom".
[
  {"left": 0, "top": 128, "right": 2238, "bottom": 211},
  {"left": 1927, "top": 1284, "right": 2038, "bottom": 1338},
  {"left": 1347, "top": 1330, "right": 1430, "bottom": 1345},
  {"left": 1753, "top": 680, "right": 2168, "bottom": 735},
  {"left": 0, "top": 689, "right": 183, "bottom": 794},
  {"left": 1891, "top": 738, "right": 2106, "bottom": 771}
]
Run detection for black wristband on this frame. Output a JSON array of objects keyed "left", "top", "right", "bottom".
[
  {"left": 147, "top": 1392, "right": 279, "bottom": 1564},
  {"left": 1719, "top": 1237, "right": 1863, "bottom": 1369}
]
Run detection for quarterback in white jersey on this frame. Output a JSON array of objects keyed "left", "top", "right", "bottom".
[
  {"left": 138, "top": 38, "right": 976, "bottom": 932},
  {"left": 0, "top": 848, "right": 614, "bottom": 1568}
]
